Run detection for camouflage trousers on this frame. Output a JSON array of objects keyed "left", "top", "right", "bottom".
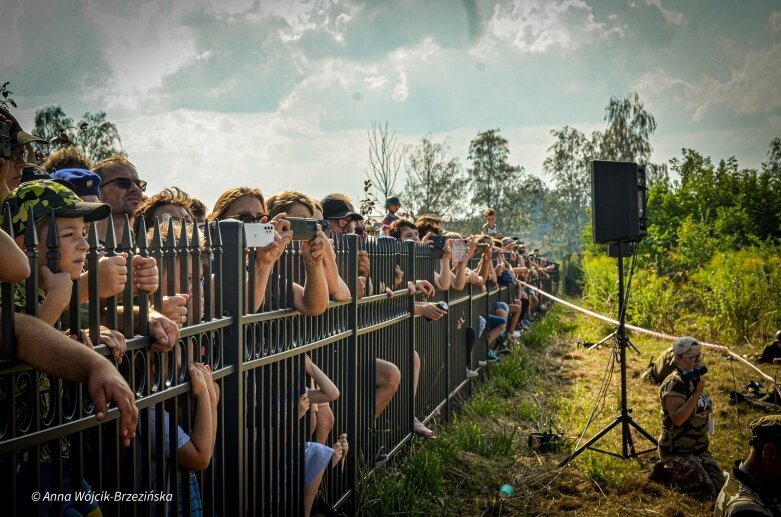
[{"left": 659, "top": 452, "right": 726, "bottom": 497}]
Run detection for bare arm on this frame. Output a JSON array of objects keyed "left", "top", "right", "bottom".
[
  {"left": 305, "top": 355, "right": 340, "bottom": 404},
  {"left": 178, "top": 364, "right": 215, "bottom": 471},
  {"left": 321, "top": 235, "right": 351, "bottom": 302},
  {"left": 1, "top": 232, "right": 30, "bottom": 282},
  {"left": 292, "top": 230, "right": 329, "bottom": 316},
  {"left": 14, "top": 313, "right": 138, "bottom": 446},
  {"left": 38, "top": 266, "right": 73, "bottom": 326},
  {"left": 664, "top": 379, "right": 705, "bottom": 427}
]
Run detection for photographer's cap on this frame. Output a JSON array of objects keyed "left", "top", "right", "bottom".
[
  {"left": 0, "top": 106, "right": 47, "bottom": 147},
  {"left": 322, "top": 198, "right": 363, "bottom": 221},
  {"left": 749, "top": 415, "right": 781, "bottom": 444},
  {"left": 673, "top": 336, "right": 700, "bottom": 356},
  {"left": 775, "top": 330, "right": 781, "bottom": 342}
]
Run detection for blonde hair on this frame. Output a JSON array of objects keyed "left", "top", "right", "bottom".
[
  {"left": 266, "top": 190, "right": 318, "bottom": 218},
  {"left": 93, "top": 155, "right": 137, "bottom": 179},
  {"left": 207, "top": 187, "right": 266, "bottom": 222}
]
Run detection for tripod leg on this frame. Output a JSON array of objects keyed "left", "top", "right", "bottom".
[
  {"left": 628, "top": 418, "right": 658, "bottom": 446},
  {"left": 558, "top": 417, "right": 622, "bottom": 466}
]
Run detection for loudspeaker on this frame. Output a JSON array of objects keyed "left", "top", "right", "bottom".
[{"left": 591, "top": 161, "right": 646, "bottom": 244}]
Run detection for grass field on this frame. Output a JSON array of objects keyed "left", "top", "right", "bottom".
[{"left": 357, "top": 304, "right": 781, "bottom": 516}]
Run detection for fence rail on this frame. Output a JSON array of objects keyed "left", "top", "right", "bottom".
[{"left": 0, "top": 217, "right": 558, "bottom": 515}]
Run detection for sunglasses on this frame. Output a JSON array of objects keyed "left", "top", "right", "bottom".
[
  {"left": 228, "top": 213, "right": 267, "bottom": 224},
  {"left": 684, "top": 353, "right": 703, "bottom": 362},
  {"left": 102, "top": 177, "right": 147, "bottom": 192},
  {"left": 329, "top": 217, "right": 355, "bottom": 229}
]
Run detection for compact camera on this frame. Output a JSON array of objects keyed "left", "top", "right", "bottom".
[
  {"left": 0, "top": 121, "right": 11, "bottom": 159},
  {"left": 286, "top": 217, "right": 321, "bottom": 241},
  {"left": 682, "top": 366, "right": 708, "bottom": 386}
]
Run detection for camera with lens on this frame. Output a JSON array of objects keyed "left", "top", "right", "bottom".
[
  {"left": 0, "top": 121, "right": 11, "bottom": 159},
  {"left": 682, "top": 366, "right": 708, "bottom": 385}
]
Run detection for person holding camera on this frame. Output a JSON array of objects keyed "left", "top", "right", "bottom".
[
  {"left": 714, "top": 414, "right": 781, "bottom": 516},
  {"left": 652, "top": 336, "right": 725, "bottom": 498}
]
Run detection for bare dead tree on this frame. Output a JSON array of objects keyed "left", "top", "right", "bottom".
[{"left": 366, "top": 121, "right": 406, "bottom": 201}]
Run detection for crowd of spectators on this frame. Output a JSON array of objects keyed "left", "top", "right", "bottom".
[{"left": 0, "top": 107, "right": 558, "bottom": 516}]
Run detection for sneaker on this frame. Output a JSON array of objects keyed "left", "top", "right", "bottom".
[
  {"left": 466, "top": 368, "right": 479, "bottom": 378},
  {"left": 487, "top": 351, "right": 500, "bottom": 362},
  {"left": 512, "top": 330, "right": 522, "bottom": 338},
  {"left": 496, "top": 343, "right": 511, "bottom": 355},
  {"left": 478, "top": 316, "right": 486, "bottom": 338},
  {"left": 539, "top": 303, "right": 549, "bottom": 312},
  {"left": 478, "top": 360, "right": 488, "bottom": 367}
]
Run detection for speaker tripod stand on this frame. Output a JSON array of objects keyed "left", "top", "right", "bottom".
[{"left": 559, "top": 241, "right": 657, "bottom": 466}]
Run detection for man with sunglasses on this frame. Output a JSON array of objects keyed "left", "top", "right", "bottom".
[
  {"left": 652, "top": 336, "right": 725, "bottom": 498},
  {"left": 93, "top": 156, "right": 147, "bottom": 245}
]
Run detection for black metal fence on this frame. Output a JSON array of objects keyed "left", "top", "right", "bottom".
[{"left": 0, "top": 215, "right": 558, "bottom": 516}]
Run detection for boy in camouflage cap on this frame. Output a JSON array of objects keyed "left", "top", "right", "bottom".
[
  {"left": 715, "top": 415, "right": 781, "bottom": 516},
  {"left": 0, "top": 179, "right": 109, "bottom": 324}
]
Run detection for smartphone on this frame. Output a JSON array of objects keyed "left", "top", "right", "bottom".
[
  {"left": 451, "top": 239, "right": 468, "bottom": 262},
  {"left": 287, "top": 217, "right": 320, "bottom": 241},
  {"left": 244, "top": 223, "right": 275, "bottom": 247},
  {"left": 0, "top": 121, "right": 10, "bottom": 159},
  {"left": 429, "top": 235, "right": 446, "bottom": 249}
]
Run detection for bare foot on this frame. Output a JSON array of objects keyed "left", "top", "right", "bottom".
[
  {"left": 413, "top": 418, "right": 437, "bottom": 439},
  {"left": 330, "top": 441, "right": 343, "bottom": 468},
  {"left": 338, "top": 433, "right": 349, "bottom": 471}
]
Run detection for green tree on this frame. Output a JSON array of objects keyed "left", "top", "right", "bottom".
[
  {"left": 466, "top": 128, "right": 524, "bottom": 213},
  {"left": 402, "top": 136, "right": 462, "bottom": 218},
  {"left": 763, "top": 136, "right": 781, "bottom": 176},
  {"left": 543, "top": 126, "right": 594, "bottom": 254},
  {"left": 32, "top": 105, "right": 125, "bottom": 164},
  {"left": 595, "top": 91, "right": 656, "bottom": 163}
]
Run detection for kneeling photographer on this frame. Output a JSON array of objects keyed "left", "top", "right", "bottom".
[{"left": 652, "top": 337, "right": 725, "bottom": 499}]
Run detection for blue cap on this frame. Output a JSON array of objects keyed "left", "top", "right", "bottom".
[{"left": 50, "top": 168, "right": 101, "bottom": 198}]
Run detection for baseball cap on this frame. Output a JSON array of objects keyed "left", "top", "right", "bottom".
[
  {"left": 0, "top": 106, "right": 47, "bottom": 147},
  {"left": 322, "top": 198, "right": 363, "bottom": 221},
  {"left": 672, "top": 336, "right": 700, "bottom": 356},
  {"left": 749, "top": 415, "right": 781, "bottom": 445},
  {"left": 0, "top": 179, "right": 110, "bottom": 237},
  {"left": 51, "top": 168, "right": 101, "bottom": 198}
]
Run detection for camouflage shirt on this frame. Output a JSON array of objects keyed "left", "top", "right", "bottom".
[
  {"left": 714, "top": 461, "right": 781, "bottom": 517},
  {"left": 658, "top": 369, "right": 712, "bottom": 457}
]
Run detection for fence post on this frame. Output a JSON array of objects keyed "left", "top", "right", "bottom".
[
  {"left": 406, "top": 241, "right": 416, "bottom": 435},
  {"left": 345, "top": 234, "right": 359, "bottom": 512},
  {"left": 216, "top": 220, "right": 245, "bottom": 515}
]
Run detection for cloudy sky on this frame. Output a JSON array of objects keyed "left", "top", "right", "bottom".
[{"left": 2, "top": 0, "right": 780, "bottom": 210}]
